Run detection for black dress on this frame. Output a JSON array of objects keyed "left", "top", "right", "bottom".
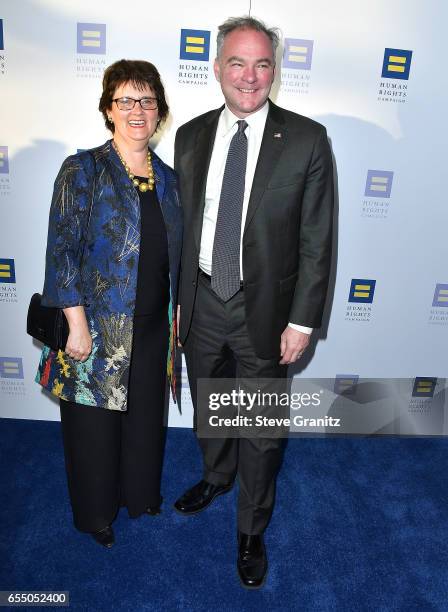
[{"left": 59, "top": 181, "right": 170, "bottom": 532}]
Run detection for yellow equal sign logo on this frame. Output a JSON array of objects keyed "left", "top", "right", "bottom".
[
  {"left": 185, "top": 35, "right": 205, "bottom": 54},
  {"left": 288, "top": 45, "right": 308, "bottom": 64},
  {"left": 387, "top": 54, "right": 406, "bottom": 73},
  {"left": 3, "top": 360, "right": 20, "bottom": 375},
  {"left": 353, "top": 283, "right": 371, "bottom": 298},
  {"left": 81, "top": 29, "right": 101, "bottom": 49},
  {"left": 416, "top": 380, "right": 433, "bottom": 394},
  {"left": 0, "top": 262, "right": 11, "bottom": 278},
  {"left": 369, "top": 175, "right": 388, "bottom": 192},
  {"left": 0, "top": 258, "right": 15, "bottom": 282}
]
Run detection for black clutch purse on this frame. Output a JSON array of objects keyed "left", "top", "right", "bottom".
[{"left": 27, "top": 293, "right": 69, "bottom": 352}]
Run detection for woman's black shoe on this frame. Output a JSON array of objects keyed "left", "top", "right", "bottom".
[
  {"left": 146, "top": 495, "right": 163, "bottom": 515},
  {"left": 145, "top": 506, "right": 162, "bottom": 516},
  {"left": 91, "top": 526, "right": 115, "bottom": 548}
]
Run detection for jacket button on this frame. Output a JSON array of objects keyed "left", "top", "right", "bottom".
[{"left": 192, "top": 281, "right": 196, "bottom": 286}]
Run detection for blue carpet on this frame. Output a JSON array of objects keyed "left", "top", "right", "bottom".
[{"left": 1, "top": 419, "right": 448, "bottom": 611}]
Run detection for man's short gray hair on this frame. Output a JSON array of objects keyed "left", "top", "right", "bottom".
[{"left": 216, "top": 16, "right": 280, "bottom": 61}]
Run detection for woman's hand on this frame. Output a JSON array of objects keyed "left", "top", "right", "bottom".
[{"left": 63, "top": 306, "right": 92, "bottom": 362}]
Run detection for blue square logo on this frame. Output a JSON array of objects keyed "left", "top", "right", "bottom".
[
  {"left": 364, "top": 170, "right": 394, "bottom": 198},
  {"left": 334, "top": 375, "right": 359, "bottom": 396},
  {"left": 348, "top": 279, "right": 376, "bottom": 303},
  {"left": 77, "top": 23, "right": 106, "bottom": 54},
  {"left": 381, "top": 48, "right": 412, "bottom": 80},
  {"left": 0, "top": 258, "right": 16, "bottom": 283},
  {"left": 0, "top": 146, "right": 9, "bottom": 174},
  {"left": 0, "top": 19, "right": 4, "bottom": 51},
  {"left": 432, "top": 283, "right": 448, "bottom": 308},
  {"left": 412, "top": 377, "right": 437, "bottom": 398},
  {"left": 0, "top": 357, "right": 24, "bottom": 379},
  {"left": 179, "top": 29, "right": 210, "bottom": 61},
  {"left": 282, "top": 38, "right": 313, "bottom": 70}
]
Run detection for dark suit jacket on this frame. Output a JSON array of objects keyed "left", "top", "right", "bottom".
[{"left": 174, "top": 99, "right": 334, "bottom": 359}]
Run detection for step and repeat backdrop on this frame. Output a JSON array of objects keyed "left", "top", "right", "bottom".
[{"left": 0, "top": 0, "right": 446, "bottom": 433}]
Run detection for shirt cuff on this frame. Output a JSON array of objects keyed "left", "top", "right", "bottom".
[{"left": 288, "top": 323, "right": 313, "bottom": 335}]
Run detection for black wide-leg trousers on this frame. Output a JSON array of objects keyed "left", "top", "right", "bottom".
[
  {"left": 184, "top": 272, "right": 287, "bottom": 535},
  {"left": 60, "top": 311, "right": 168, "bottom": 533}
]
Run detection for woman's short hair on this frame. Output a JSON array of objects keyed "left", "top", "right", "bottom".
[{"left": 99, "top": 59, "right": 169, "bottom": 133}]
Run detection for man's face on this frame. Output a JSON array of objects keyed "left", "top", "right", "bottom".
[{"left": 214, "top": 28, "right": 275, "bottom": 118}]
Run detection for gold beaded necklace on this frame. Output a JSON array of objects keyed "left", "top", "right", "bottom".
[{"left": 113, "top": 141, "right": 155, "bottom": 192}]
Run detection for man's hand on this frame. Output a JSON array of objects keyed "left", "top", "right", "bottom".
[
  {"left": 63, "top": 306, "right": 92, "bottom": 362},
  {"left": 279, "top": 326, "right": 311, "bottom": 365}
]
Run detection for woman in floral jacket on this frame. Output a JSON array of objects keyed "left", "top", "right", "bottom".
[{"left": 36, "top": 60, "right": 182, "bottom": 547}]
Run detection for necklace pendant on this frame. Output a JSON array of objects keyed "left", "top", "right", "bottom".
[{"left": 139, "top": 182, "right": 149, "bottom": 193}]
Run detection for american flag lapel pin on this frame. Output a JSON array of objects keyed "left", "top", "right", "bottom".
[{"left": 273, "top": 132, "right": 282, "bottom": 138}]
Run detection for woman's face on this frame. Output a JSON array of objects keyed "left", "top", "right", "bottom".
[{"left": 109, "top": 81, "right": 159, "bottom": 148}]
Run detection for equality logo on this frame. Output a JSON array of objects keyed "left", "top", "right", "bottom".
[
  {"left": 348, "top": 279, "right": 376, "bottom": 304},
  {"left": 412, "top": 377, "right": 437, "bottom": 398},
  {"left": 0, "top": 258, "right": 15, "bottom": 283},
  {"left": 0, "top": 19, "right": 4, "bottom": 50},
  {"left": 77, "top": 23, "right": 106, "bottom": 54},
  {"left": 364, "top": 170, "right": 393, "bottom": 198},
  {"left": 179, "top": 29, "right": 210, "bottom": 62},
  {"left": 334, "top": 375, "right": 359, "bottom": 396},
  {"left": 282, "top": 39, "right": 313, "bottom": 70},
  {"left": 0, "top": 146, "right": 9, "bottom": 174},
  {"left": 0, "top": 357, "right": 24, "bottom": 379},
  {"left": 381, "top": 48, "right": 412, "bottom": 80},
  {"left": 432, "top": 284, "right": 448, "bottom": 308}
]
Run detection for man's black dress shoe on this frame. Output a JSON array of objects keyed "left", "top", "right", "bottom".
[
  {"left": 174, "top": 480, "right": 233, "bottom": 515},
  {"left": 237, "top": 532, "right": 267, "bottom": 589},
  {"left": 91, "top": 526, "right": 115, "bottom": 548}
]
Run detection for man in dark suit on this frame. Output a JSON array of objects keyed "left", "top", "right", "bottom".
[{"left": 174, "top": 16, "right": 334, "bottom": 588}]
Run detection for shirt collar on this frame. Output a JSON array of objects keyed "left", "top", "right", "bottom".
[{"left": 220, "top": 101, "right": 269, "bottom": 137}]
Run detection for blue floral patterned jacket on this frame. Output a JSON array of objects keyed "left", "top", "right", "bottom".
[{"left": 36, "top": 140, "right": 182, "bottom": 410}]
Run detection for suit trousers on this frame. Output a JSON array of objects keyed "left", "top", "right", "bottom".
[
  {"left": 184, "top": 271, "right": 287, "bottom": 535},
  {"left": 59, "top": 310, "right": 168, "bottom": 533}
]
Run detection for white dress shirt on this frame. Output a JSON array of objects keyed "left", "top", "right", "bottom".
[{"left": 199, "top": 102, "right": 312, "bottom": 335}]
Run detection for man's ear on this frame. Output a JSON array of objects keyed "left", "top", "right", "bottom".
[{"left": 213, "top": 58, "right": 221, "bottom": 82}]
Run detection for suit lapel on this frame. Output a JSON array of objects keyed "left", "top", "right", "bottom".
[
  {"left": 244, "top": 101, "right": 286, "bottom": 235},
  {"left": 191, "top": 108, "right": 222, "bottom": 251}
]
